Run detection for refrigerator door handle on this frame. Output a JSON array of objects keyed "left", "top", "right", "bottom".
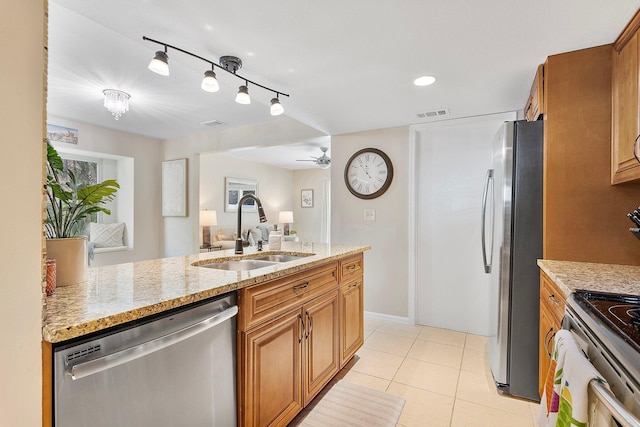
[{"left": 481, "top": 169, "right": 494, "bottom": 274}]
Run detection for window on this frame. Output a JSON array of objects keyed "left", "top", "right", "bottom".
[
  {"left": 51, "top": 145, "right": 134, "bottom": 252},
  {"left": 60, "top": 156, "right": 100, "bottom": 223}
]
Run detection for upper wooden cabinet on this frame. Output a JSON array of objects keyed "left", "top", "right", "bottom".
[
  {"left": 524, "top": 64, "right": 544, "bottom": 121},
  {"left": 612, "top": 10, "right": 640, "bottom": 184}
]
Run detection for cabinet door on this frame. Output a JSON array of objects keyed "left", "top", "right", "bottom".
[
  {"left": 339, "top": 278, "right": 364, "bottom": 367},
  {"left": 612, "top": 28, "right": 640, "bottom": 184},
  {"left": 241, "top": 309, "right": 303, "bottom": 427},
  {"left": 538, "top": 304, "right": 557, "bottom": 398},
  {"left": 303, "top": 289, "right": 339, "bottom": 405},
  {"left": 524, "top": 64, "right": 544, "bottom": 121}
]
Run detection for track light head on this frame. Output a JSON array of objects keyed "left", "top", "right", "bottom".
[
  {"left": 148, "top": 50, "right": 169, "bottom": 76},
  {"left": 236, "top": 85, "right": 251, "bottom": 104},
  {"left": 201, "top": 69, "right": 220, "bottom": 92},
  {"left": 270, "top": 97, "right": 284, "bottom": 116}
]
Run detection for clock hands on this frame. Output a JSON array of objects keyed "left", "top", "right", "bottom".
[{"left": 359, "top": 164, "right": 372, "bottom": 179}]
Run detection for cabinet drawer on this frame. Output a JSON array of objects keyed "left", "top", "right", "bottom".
[
  {"left": 239, "top": 262, "right": 339, "bottom": 330},
  {"left": 340, "top": 254, "right": 363, "bottom": 282},
  {"left": 540, "top": 272, "right": 566, "bottom": 324}
]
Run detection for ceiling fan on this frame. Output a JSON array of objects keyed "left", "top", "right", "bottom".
[{"left": 297, "top": 147, "right": 331, "bottom": 169}]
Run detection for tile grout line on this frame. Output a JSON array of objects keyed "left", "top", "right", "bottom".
[{"left": 447, "top": 333, "right": 469, "bottom": 426}]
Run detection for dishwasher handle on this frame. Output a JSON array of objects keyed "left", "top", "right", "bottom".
[{"left": 67, "top": 304, "right": 238, "bottom": 381}]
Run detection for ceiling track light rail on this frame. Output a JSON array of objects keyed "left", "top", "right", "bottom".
[{"left": 142, "top": 36, "right": 289, "bottom": 115}]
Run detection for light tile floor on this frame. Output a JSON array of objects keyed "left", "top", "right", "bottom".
[{"left": 335, "top": 319, "right": 540, "bottom": 427}]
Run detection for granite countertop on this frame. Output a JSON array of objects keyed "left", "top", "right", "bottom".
[
  {"left": 43, "top": 242, "right": 370, "bottom": 343},
  {"left": 538, "top": 259, "right": 640, "bottom": 297}
]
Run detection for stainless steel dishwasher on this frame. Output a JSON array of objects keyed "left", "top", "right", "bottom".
[{"left": 53, "top": 293, "right": 237, "bottom": 427}]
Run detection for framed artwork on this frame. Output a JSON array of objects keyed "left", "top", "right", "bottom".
[
  {"left": 162, "top": 159, "right": 188, "bottom": 216},
  {"left": 225, "top": 177, "right": 258, "bottom": 212},
  {"left": 47, "top": 124, "right": 79, "bottom": 145},
  {"left": 301, "top": 189, "right": 314, "bottom": 208}
]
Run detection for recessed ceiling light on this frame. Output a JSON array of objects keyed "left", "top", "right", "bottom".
[{"left": 414, "top": 75, "right": 436, "bottom": 86}]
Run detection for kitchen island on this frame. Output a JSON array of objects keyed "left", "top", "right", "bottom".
[
  {"left": 43, "top": 242, "right": 369, "bottom": 343},
  {"left": 43, "top": 242, "right": 369, "bottom": 427}
]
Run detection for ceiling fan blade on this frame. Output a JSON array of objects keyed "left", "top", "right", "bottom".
[{"left": 296, "top": 159, "right": 316, "bottom": 162}]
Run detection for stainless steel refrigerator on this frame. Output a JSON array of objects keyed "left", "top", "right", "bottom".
[{"left": 481, "top": 120, "right": 542, "bottom": 401}]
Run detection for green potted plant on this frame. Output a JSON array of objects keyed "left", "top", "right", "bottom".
[{"left": 45, "top": 141, "right": 119, "bottom": 285}]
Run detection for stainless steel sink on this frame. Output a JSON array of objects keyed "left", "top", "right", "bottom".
[
  {"left": 197, "top": 259, "right": 278, "bottom": 271},
  {"left": 195, "top": 252, "right": 312, "bottom": 272},
  {"left": 251, "top": 254, "right": 307, "bottom": 263}
]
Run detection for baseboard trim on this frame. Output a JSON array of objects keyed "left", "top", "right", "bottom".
[{"left": 364, "top": 311, "right": 410, "bottom": 325}]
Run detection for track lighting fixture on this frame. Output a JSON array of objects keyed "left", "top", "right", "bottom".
[
  {"left": 148, "top": 49, "right": 169, "bottom": 76},
  {"left": 143, "top": 36, "right": 288, "bottom": 115},
  {"left": 236, "top": 84, "right": 251, "bottom": 104},
  {"left": 201, "top": 69, "right": 219, "bottom": 92}
]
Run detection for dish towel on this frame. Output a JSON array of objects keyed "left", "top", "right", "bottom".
[{"left": 538, "top": 329, "right": 608, "bottom": 427}]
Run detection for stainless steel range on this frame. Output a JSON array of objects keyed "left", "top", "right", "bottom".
[{"left": 564, "top": 290, "right": 640, "bottom": 426}]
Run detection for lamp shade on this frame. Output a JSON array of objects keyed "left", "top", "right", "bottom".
[
  {"left": 199, "top": 210, "right": 217, "bottom": 226},
  {"left": 235, "top": 85, "right": 251, "bottom": 104},
  {"left": 201, "top": 70, "right": 220, "bottom": 92},
  {"left": 148, "top": 51, "right": 170, "bottom": 76},
  {"left": 270, "top": 97, "right": 284, "bottom": 116},
  {"left": 278, "top": 211, "right": 294, "bottom": 224}
]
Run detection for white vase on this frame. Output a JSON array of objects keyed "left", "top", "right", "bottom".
[{"left": 45, "top": 237, "right": 88, "bottom": 286}]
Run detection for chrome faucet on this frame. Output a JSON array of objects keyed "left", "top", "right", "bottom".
[{"left": 235, "top": 194, "right": 267, "bottom": 254}]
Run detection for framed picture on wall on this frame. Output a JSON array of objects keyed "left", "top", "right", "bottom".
[
  {"left": 301, "top": 189, "right": 313, "bottom": 208},
  {"left": 162, "top": 158, "right": 188, "bottom": 216}
]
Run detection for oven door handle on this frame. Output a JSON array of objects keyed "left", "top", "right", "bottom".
[
  {"left": 66, "top": 305, "right": 238, "bottom": 381},
  {"left": 589, "top": 379, "right": 640, "bottom": 427}
]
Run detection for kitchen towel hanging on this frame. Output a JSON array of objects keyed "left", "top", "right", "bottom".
[{"left": 539, "top": 329, "right": 609, "bottom": 426}]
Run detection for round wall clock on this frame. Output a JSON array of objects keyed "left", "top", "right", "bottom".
[{"left": 344, "top": 148, "right": 394, "bottom": 199}]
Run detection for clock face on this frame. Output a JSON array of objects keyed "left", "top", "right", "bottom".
[{"left": 344, "top": 148, "right": 393, "bottom": 199}]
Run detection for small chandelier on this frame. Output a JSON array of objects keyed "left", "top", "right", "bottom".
[{"left": 103, "top": 89, "right": 130, "bottom": 120}]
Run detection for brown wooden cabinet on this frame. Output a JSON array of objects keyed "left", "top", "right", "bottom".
[
  {"left": 339, "top": 277, "right": 364, "bottom": 367},
  {"left": 524, "top": 64, "right": 544, "bottom": 121},
  {"left": 238, "top": 255, "right": 364, "bottom": 427},
  {"left": 538, "top": 271, "right": 566, "bottom": 397},
  {"left": 302, "top": 290, "right": 340, "bottom": 404},
  {"left": 612, "top": 10, "right": 640, "bottom": 184},
  {"left": 241, "top": 309, "right": 303, "bottom": 427}
]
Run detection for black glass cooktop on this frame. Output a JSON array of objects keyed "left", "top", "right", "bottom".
[{"left": 574, "top": 290, "right": 640, "bottom": 353}]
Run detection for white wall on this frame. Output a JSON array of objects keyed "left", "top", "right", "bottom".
[
  {"left": 331, "top": 126, "right": 410, "bottom": 320},
  {"left": 200, "top": 153, "right": 294, "bottom": 231},
  {"left": 412, "top": 113, "right": 516, "bottom": 335},
  {"left": 292, "top": 168, "right": 331, "bottom": 243},
  {"left": 47, "top": 116, "right": 163, "bottom": 266},
  {"left": 163, "top": 117, "right": 326, "bottom": 256},
  {"left": 0, "top": 2, "right": 44, "bottom": 425}
]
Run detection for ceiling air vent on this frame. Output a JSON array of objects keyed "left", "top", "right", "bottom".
[
  {"left": 416, "top": 108, "right": 450, "bottom": 120},
  {"left": 200, "top": 120, "right": 227, "bottom": 127}
]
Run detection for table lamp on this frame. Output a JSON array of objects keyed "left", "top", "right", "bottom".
[
  {"left": 199, "top": 209, "right": 217, "bottom": 247},
  {"left": 278, "top": 211, "right": 294, "bottom": 236}
]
